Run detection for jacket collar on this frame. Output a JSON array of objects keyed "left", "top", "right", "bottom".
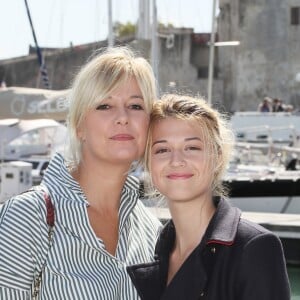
[
  {"left": 205, "top": 197, "right": 241, "bottom": 246},
  {"left": 156, "top": 197, "right": 241, "bottom": 257}
]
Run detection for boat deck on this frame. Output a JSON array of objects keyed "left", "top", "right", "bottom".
[
  {"left": 148, "top": 207, "right": 300, "bottom": 237},
  {"left": 242, "top": 211, "right": 300, "bottom": 238}
]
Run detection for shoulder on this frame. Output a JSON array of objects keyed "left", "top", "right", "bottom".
[
  {"left": 238, "top": 217, "right": 275, "bottom": 238},
  {"left": 235, "top": 217, "right": 283, "bottom": 253},
  {"left": 0, "top": 190, "right": 50, "bottom": 292},
  {"left": 130, "top": 201, "right": 162, "bottom": 244},
  {"left": 133, "top": 200, "right": 162, "bottom": 229},
  {"left": 233, "top": 218, "right": 290, "bottom": 298},
  {"left": 0, "top": 188, "right": 47, "bottom": 229}
]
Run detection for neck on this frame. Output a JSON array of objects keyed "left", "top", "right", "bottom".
[
  {"left": 169, "top": 196, "right": 216, "bottom": 258},
  {"left": 72, "top": 160, "right": 131, "bottom": 210}
]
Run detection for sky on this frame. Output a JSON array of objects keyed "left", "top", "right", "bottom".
[{"left": 0, "top": 0, "right": 215, "bottom": 60}]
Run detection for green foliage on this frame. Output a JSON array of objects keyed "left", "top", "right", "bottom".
[
  {"left": 158, "top": 22, "right": 174, "bottom": 29},
  {"left": 114, "top": 22, "right": 136, "bottom": 37}
]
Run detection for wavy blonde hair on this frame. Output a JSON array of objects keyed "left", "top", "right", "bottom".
[{"left": 143, "top": 94, "right": 234, "bottom": 199}]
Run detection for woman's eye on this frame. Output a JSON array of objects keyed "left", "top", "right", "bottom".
[
  {"left": 186, "top": 146, "right": 201, "bottom": 151},
  {"left": 129, "top": 104, "right": 144, "bottom": 110},
  {"left": 154, "top": 148, "right": 168, "bottom": 154},
  {"left": 96, "top": 104, "right": 110, "bottom": 110}
]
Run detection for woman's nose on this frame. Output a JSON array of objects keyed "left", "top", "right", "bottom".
[
  {"left": 115, "top": 107, "right": 129, "bottom": 125},
  {"left": 170, "top": 151, "right": 186, "bottom": 167}
]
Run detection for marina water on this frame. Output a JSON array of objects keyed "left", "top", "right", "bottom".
[{"left": 289, "top": 266, "right": 300, "bottom": 299}]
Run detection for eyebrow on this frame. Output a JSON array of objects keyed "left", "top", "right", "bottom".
[
  {"left": 152, "top": 137, "right": 202, "bottom": 147},
  {"left": 130, "top": 95, "right": 144, "bottom": 100},
  {"left": 104, "top": 95, "right": 144, "bottom": 100}
]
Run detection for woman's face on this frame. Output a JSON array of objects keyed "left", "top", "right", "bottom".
[
  {"left": 150, "top": 117, "right": 214, "bottom": 203},
  {"left": 78, "top": 77, "right": 149, "bottom": 167}
]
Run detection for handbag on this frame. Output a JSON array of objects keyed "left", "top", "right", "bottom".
[{"left": 30, "top": 187, "right": 55, "bottom": 300}]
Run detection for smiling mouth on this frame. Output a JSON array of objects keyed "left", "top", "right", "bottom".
[
  {"left": 111, "top": 134, "right": 134, "bottom": 141},
  {"left": 167, "top": 174, "right": 193, "bottom": 180}
]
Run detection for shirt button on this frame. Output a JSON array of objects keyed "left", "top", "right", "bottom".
[
  {"left": 199, "top": 291, "right": 205, "bottom": 297},
  {"left": 210, "top": 247, "right": 216, "bottom": 253}
]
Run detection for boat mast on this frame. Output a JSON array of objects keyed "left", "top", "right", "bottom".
[
  {"left": 137, "top": 0, "right": 150, "bottom": 39},
  {"left": 107, "top": 0, "right": 114, "bottom": 47},
  {"left": 151, "top": 0, "right": 158, "bottom": 90},
  {"left": 24, "top": 0, "right": 51, "bottom": 89}
]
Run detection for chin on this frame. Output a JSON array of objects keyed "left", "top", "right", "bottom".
[{"left": 112, "top": 154, "right": 139, "bottom": 164}]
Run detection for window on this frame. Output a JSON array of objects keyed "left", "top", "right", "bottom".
[
  {"left": 197, "top": 67, "right": 218, "bottom": 79},
  {"left": 197, "top": 67, "right": 208, "bottom": 78},
  {"left": 291, "top": 7, "right": 300, "bottom": 25}
]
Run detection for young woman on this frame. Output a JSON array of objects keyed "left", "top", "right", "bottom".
[
  {"left": 0, "top": 47, "right": 161, "bottom": 299},
  {"left": 127, "top": 94, "right": 290, "bottom": 300}
]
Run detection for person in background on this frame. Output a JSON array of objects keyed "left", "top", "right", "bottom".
[
  {"left": 272, "top": 98, "right": 284, "bottom": 112},
  {"left": 0, "top": 47, "right": 161, "bottom": 299},
  {"left": 285, "top": 104, "right": 294, "bottom": 113},
  {"left": 127, "top": 94, "right": 290, "bottom": 300},
  {"left": 258, "top": 96, "right": 272, "bottom": 112}
]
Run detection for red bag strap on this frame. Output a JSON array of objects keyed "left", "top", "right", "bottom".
[
  {"left": 43, "top": 191, "right": 54, "bottom": 227},
  {"left": 30, "top": 186, "right": 55, "bottom": 299}
]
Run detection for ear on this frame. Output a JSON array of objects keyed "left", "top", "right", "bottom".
[{"left": 77, "top": 125, "right": 85, "bottom": 141}]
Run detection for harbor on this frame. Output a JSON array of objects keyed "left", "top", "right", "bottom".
[{"left": 1, "top": 0, "right": 300, "bottom": 298}]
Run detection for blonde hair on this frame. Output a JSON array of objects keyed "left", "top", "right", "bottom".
[
  {"left": 144, "top": 94, "right": 234, "bottom": 198},
  {"left": 65, "top": 46, "right": 157, "bottom": 169}
]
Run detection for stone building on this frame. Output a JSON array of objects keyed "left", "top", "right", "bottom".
[
  {"left": 0, "top": 38, "right": 134, "bottom": 91},
  {"left": 0, "top": 30, "right": 224, "bottom": 109},
  {"left": 156, "top": 28, "right": 223, "bottom": 105},
  {"left": 218, "top": 0, "right": 300, "bottom": 111}
]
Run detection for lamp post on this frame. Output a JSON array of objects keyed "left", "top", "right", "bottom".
[
  {"left": 151, "top": 0, "right": 159, "bottom": 94},
  {"left": 207, "top": 0, "right": 240, "bottom": 106},
  {"left": 207, "top": 0, "right": 217, "bottom": 106}
]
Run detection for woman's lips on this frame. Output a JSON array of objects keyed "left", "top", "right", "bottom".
[
  {"left": 167, "top": 173, "right": 193, "bottom": 180},
  {"left": 110, "top": 134, "right": 134, "bottom": 141}
]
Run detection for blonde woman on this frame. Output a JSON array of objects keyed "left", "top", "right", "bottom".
[
  {"left": 127, "top": 94, "right": 290, "bottom": 300},
  {"left": 0, "top": 47, "right": 161, "bottom": 299}
]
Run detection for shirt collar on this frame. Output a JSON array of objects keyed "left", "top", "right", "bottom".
[
  {"left": 42, "top": 152, "right": 140, "bottom": 207},
  {"left": 42, "top": 153, "right": 141, "bottom": 248},
  {"left": 43, "top": 152, "right": 84, "bottom": 197}
]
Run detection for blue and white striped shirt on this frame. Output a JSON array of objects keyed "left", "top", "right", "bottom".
[{"left": 0, "top": 153, "right": 161, "bottom": 299}]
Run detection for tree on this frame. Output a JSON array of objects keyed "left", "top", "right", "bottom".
[
  {"left": 158, "top": 22, "right": 174, "bottom": 30},
  {"left": 114, "top": 22, "right": 136, "bottom": 37}
]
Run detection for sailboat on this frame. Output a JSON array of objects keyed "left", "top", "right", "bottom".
[{"left": 0, "top": 86, "right": 69, "bottom": 121}]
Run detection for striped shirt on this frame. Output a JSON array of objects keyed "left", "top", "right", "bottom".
[{"left": 0, "top": 153, "right": 161, "bottom": 299}]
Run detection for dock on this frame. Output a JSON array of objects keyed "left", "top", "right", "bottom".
[{"left": 147, "top": 207, "right": 300, "bottom": 265}]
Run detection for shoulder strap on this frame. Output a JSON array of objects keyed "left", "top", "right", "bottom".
[
  {"left": 30, "top": 186, "right": 55, "bottom": 300},
  {"left": 43, "top": 191, "right": 55, "bottom": 228}
]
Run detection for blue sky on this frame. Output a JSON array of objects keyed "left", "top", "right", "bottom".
[{"left": 0, "top": 0, "right": 215, "bottom": 60}]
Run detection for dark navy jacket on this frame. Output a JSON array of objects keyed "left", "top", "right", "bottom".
[{"left": 127, "top": 198, "right": 290, "bottom": 300}]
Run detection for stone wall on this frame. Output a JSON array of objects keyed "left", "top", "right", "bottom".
[
  {"left": 218, "top": 0, "right": 300, "bottom": 111},
  {"left": 0, "top": 32, "right": 223, "bottom": 110}
]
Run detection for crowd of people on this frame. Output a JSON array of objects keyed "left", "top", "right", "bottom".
[{"left": 258, "top": 96, "right": 294, "bottom": 112}]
